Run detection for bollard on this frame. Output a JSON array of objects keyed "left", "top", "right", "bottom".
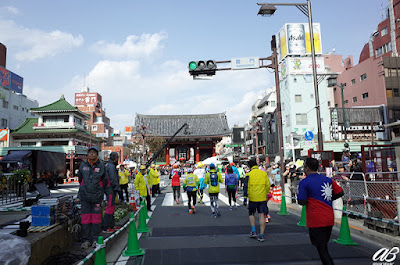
[
  {"left": 137, "top": 205, "right": 150, "bottom": 233},
  {"left": 123, "top": 213, "right": 145, "bottom": 256},
  {"left": 277, "top": 192, "right": 289, "bottom": 215},
  {"left": 297, "top": 205, "right": 306, "bottom": 226},
  {"left": 94, "top": 236, "right": 106, "bottom": 265},
  {"left": 333, "top": 206, "right": 359, "bottom": 245}
]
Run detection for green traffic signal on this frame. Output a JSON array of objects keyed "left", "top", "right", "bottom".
[{"left": 189, "top": 61, "right": 197, "bottom": 70}]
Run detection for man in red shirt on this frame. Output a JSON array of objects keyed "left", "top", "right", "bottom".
[{"left": 297, "top": 158, "right": 344, "bottom": 265}]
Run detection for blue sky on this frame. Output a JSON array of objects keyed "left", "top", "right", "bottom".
[{"left": 0, "top": 0, "right": 385, "bottom": 131}]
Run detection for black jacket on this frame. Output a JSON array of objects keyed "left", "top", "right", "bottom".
[
  {"left": 105, "top": 160, "right": 121, "bottom": 195},
  {"left": 78, "top": 159, "right": 107, "bottom": 202}
]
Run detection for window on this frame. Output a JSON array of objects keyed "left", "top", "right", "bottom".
[
  {"left": 381, "top": 27, "right": 388, "bottom": 36},
  {"left": 13, "top": 105, "right": 18, "bottom": 110},
  {"left": 376, "top": 42, "right": 392, "bottom": 57},
  {"left": 351, "top": 79, "right": 356, "bottom": 85},
  {"left": 334, "top": 87, "right": 337, "bottom": 92},
  {"left": 344, "top": 100, "right": 349, "bottom": 104},
  {"left": 343, "top": 83, "right": 347, "bottom": 87},
  {"left": 353, "top": 97, "right": 357, "bottom": 103},
  {"left": 94, "top": 116, "right": 103, "bottom": 123},
  {"left": 335, "top": 104, "right": 338, "bottom": 107},
  {"left": 20, "top": 142, "right": 36, "bottom": 147},
  {"left": 1, "top": 118, "right": 7, "bottom": 127},
  {"left": 394, "top": 88, "right": 399, "bottom": 97},
  {"left": 270, "top": 101, "right": 276, "bottom": 107},
  {"left": 362, "top": 92, "right": 369, "bottom": 99},
  {"left": 43, "top": 115, "right": 69, "bottom": 123},
  {"left": 328, "top": 101, "right": 331, "bottom": 107},
  {"left": 92, "top": 125, "right": 98, "bottom": 131},
  {"left": 360, "top": 73, "right": 367, "bottom": 81},
  {"left": 296, "top": 114, "right": 308, "bottom": 125},
  {"left": 295, "top": 95, "right": 302, "bottom": 102},
  {"left": 2, "top": 100, "right": 8, "bottom": 108},
  {"left": 387, "top": 88, "right": 393, "bottom": 98}
]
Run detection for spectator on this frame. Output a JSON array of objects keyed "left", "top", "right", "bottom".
[
  {"left": 78, "top": 147, "right": 107, "bottom": 249},
  {"left": 297, "top": 158, "right": 344, "bottom": 265},
  {"left": 134, "top": 165, "right": 152, "bottom": 211},
  {"left": 118, "top": 165, "right": 130, "bottom": 203},
  {"left": 103, "top": 152, "right": 120, "bottom": 233}
]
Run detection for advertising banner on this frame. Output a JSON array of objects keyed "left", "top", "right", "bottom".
[
  {"left": 10, "top": 72, "right": 23, "bottom": 94},
  {"left": 276, "top": 23, "right": 322, "bottom": 61},
  {"left": 0, "top": 66, "right": 10, "bottom": 89},
  {"left": 75, "top": 92, "right": 102, "bottom": 106},
  {"left": 287, "top": 57, "right": 325, "bottom": 75},
  {"left": 0, "top": 129, "right": 8, "bottom": 141}
]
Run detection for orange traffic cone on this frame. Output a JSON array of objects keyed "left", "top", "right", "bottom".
[
  {"left": 277, "top": 185, "right": 282, "bottom": 203},
  {"left": 130, "top": 190, "right": 138, "bottom": 211}
]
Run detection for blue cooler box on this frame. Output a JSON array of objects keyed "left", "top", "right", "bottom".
[
  {"left": 31, "top": 215, "right": 55, "bottom": 226},
  {"left": 31, "top": 205, "right": 56, "bottom": 216}
]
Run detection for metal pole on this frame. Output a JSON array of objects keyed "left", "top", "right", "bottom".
[
  {"left": 307, "top": 0, "right": 323, "bottom": 151},
  {"left": 272, "top": 36, "right": 285, "bottom": 188},
  {"left": 291, "top": 134, "right": 296, "bottom": 162},
  {"left": 340, "top": 84, "right": 347, "bottom": 140}
]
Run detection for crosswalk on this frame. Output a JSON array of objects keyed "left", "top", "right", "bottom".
[
  {"left": 51, "top": 187, "right": 79, "bottom": 194},
  {"left": 161, "top": 191, "right": 243, "bottom": 207}
]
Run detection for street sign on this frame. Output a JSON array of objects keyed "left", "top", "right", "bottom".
[
  {"left": 304, "top": 131, "right": 314, "bottom": 141},
  {"left": 231, "top": 57, "right": 260, "bottom": 70},
  {"left": 224, "top": 144, "right": 241, "bottom": 147},
  {"left": 304, "top": 140, "right": 314, "bottom": 146}
]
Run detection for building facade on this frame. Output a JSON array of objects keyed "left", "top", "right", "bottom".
[
  {"left": 135, "top": 113, "right": 230, "bottom": 165},
  {"left": 74, "top": 87, "right": 114, "bottom": 147}
]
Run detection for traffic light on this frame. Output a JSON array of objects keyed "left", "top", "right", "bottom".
[{"left": 188, "top": 60, "right": 217, "bottom": 76}]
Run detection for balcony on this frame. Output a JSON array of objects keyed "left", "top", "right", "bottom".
[{"left": 33, "top": 122, "right": 85, "bottom": 130}]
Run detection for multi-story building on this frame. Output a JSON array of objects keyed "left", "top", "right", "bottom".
[
  {"left": 0, "top": 43, "right": 38, "bottom": 131},
  {"left": 74, "top": 86, "right": 113, "bottom": 147}
]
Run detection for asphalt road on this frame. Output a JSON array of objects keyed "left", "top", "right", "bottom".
[{"left": 114, "top": 184, "right": 393, "bottom": 265}]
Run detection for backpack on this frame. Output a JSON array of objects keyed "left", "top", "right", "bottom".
[
  {"left": 210, "top": 172, "right": 219, "bottom": 187},
  {"left": 225, "top": 173, "right": 237, "bottom": 189}
]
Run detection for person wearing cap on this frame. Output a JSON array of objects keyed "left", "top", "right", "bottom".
[
  {"left": 204, "top": 163, "right": 223, "bottom": 218},
  {"left": 103, "top": 152, "right": 121, "bottom": 233},
  {"left": 77, "top": 146, "right": 107, "bottom": 249},
  {"left": 243, "top": 158, "right": 270, "bottom": 242},
  {"left": 183, "top": 168, "right": 199, "bottom": 214},
  {"left": 149, "top": 164, "right": 160, "bottom": 197},
  {"left": 135, "top": 165, "right": 152, "bottom": 211},
  {"left": 118, "top": 164, "right": 130, "bottom": 203}
]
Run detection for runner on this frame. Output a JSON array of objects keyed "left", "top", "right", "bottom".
[
  {"left": 194, "top": 162, "right": 206, "bottom": 203},
  {"left": 225, "top": 165, "right": 238, "bottom": 210},
  {"left": 183, "top": 168, "right": 199, "bottom": 214},
  {"left": 171, "top": 168, "right": 181, "bottom": 204},
  {"left": 204, "top": 163, "right": 223, "bottom": 218}
]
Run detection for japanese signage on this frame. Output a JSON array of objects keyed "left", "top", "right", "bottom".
[
  {"left": 75, "top": 92, "right": 102, "bottom": 106},
  {"left": 276, "top": 23, "right": 322, "bottom": 62}
]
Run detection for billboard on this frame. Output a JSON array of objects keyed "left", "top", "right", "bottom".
[
  {"left": 0, "top": 65, "right": 23, "bottom": 94},
  {"left": 75, "top": 92, "right": 102, "bottom": 106},
  {"left": 0, "top": 129, "right": 8, "bottom": 141},
  {"left": 279, "top": 57, "right": 325, "bottom": 80},
  {"left": 277, "top": 23, "right": 322, "bottom": 61}
]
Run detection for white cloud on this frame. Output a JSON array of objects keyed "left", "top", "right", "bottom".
[
  {"left": 91, "top": 32, "right": 167, "bottom": 59},
  {"left": 5, "top": 6, "right": 20, "bottom": 15},
  {"left": 0, "top": 20, "right": 83, "bottom": 61}
]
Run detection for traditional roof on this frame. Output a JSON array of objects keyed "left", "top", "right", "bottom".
[
  {"left": 30, "top": 95, "right": 90, "bottom": 119},
  {"left": 12, "top": 118, "right": 88, "bottom": 135},
  {"left": 135, "top": 113, "right": 230, "bottom": 137}
]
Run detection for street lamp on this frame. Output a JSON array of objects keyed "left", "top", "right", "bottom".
[
  {"left": 257, "top": 0, "right": 324, "bottom": 151},
  {"left": 327, "top": 76, "right": 348, "bottom": 141}
]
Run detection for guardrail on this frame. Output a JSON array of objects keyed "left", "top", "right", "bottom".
[{"left": 0, "top": 173, "right": 27, "bottom": 206}]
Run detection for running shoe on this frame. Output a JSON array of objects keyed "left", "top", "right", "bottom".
[
  {"left": 217, "top": 211, "right": 221, "bottom": 217},
  {"left": 113, "top": 226, "right": 121, "bottom": 230},
  {"left": 265, "top": 217, "right": 269, "bottom": 223},
  {"left": 189, "top": 209, "right": 193, "bottom": 214},
  {"left": 267, "top": 214, "right": 271, "bottom": 219},
  {"left": 229, "top": 206, "right": 233, "bottom": 211},
  {"left": 91, "top": 241, "right": 97, "bottom": 248},
  {"left": 102, "top": 228, "right": 115, "bottom": 234},
  {"left": 258, "top": 235, "right": 265, "bottom": 242},
  {"left": 211, "top": 213, "right": 217, "bottom": 218},
  {"left": 250, "top": 231, "right": 257, "bottom": 238},
  {"left": 176, "top": 199, "right": 180, "bottom": 204},
  {"left": 191, "top": 206, "right": 196, "bottom": 213}
]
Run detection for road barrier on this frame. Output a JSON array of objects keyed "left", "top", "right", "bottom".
[{"left": 0, "top": 173, "right": 27, "bottom": 206}]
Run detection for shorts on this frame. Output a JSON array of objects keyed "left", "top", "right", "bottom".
[{"left": 248, "top": 201, "right": 268, "bottom": 215}]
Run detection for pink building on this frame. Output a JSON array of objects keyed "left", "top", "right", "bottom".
[{"left": 334, "top": 0, "right": 400, "bottom": 123}]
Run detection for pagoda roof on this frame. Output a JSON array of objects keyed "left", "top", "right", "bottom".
[
  {"left": 30, "top": 95, "right": 90, "bottom": 119},
  {"left": 135, "top": 113, "right": 230, "bottom": 137}
]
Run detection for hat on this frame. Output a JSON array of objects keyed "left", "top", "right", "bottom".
[
  {"left": 139, "top": 165, "right": 146, "bottom": 170},
  {"left": 187, "top": 168, "right": 193, "bottom": 173},
  {"left": 151, "top": 164, "right": 155, "bottom": 168},
  {"left": 210, "top": 163, "right": 215, "bottom": 169},
  {"left": 197, "top": 162, "right": 204, "bottom": 168},
  {"left": 230, "top": 162, "right": 235, "bottom": 166},
  {"left": 88, "top": 146, "right": 98, "bottom": 153}
]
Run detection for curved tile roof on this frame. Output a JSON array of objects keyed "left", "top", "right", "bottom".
[{"left": 135, "top": 113, "right": 230, "bottom": 137}]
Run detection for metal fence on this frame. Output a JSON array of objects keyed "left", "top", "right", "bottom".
[{"left": 0, "top": 173, "right": 27, "bottom": 206}]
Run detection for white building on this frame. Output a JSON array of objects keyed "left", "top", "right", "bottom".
[{"left": 0, "top": 86, "right": 38, "bottom": 129}]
